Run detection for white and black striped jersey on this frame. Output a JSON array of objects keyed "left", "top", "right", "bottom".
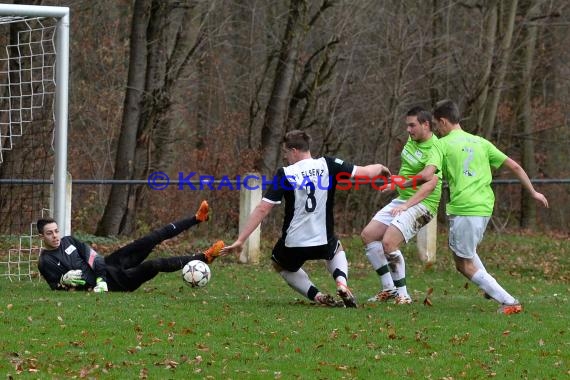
[{"left": 263, "top": 156, "right": 356, "bottom": 247}]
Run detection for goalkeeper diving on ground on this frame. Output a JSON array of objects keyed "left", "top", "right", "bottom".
[{"left": 37, "top": 200, "right": 224, "bottom": 292}]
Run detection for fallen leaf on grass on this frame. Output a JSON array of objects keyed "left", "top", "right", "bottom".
[
  {"left": 387, "top": 326, "right": 397, "bottom": 340},
  {"left": 154, "top": 359, "right": 178, "bottom": 369},
  {"left": 79, "top": 364, "right": 99, "bottom": 378},
  {"left": 329, "top": 329, "right": 338, "bottom": 339},
  {"left": 196, "top": 343, "right": 210, "bottom": 351},
  {"left": 127, "top": 346, "right": 141, "bottom": 354},
  {"left": 423, "top": 287, "right": 433, "bottom": 306},
  {"left": 191, "top": 355, "right": 203, "bottom": 365}
]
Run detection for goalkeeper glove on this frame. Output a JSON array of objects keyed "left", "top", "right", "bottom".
[
  {"left": 60, "top": 269, "right": 86, "bottom": 287},
  {"left": 93, "top": 277, "right": 108, "bottom": 293}
]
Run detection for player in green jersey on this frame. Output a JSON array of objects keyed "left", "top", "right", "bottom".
[
  {"left": 397, "top": 100, "right": 548, "bottom": 314},
  {"left": 361, "top": 106, "right": 441, "bottom": 304}
]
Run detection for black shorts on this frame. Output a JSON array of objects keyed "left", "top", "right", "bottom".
[{"left": 271, "top": 237, "right": 340, "bottom": 272}]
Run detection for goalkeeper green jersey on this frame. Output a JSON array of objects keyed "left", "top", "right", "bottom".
[
  {"left": 397, "top": 134, "right": 442, "bottom": 215},
  {"left": 426, "top": 129, "right": 507, "bottom": 216}
]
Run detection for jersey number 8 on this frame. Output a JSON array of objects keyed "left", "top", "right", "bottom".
[{"left": 305, "top": 182, "right": 316, "bottom": 212}]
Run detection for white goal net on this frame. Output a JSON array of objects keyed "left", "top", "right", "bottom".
[{"left": 0, "top": 16, "right": 56, "bottom": 163}]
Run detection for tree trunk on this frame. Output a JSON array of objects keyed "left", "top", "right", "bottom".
[
  {"left": 96, "top": 0, "right": 207, "bottom": 235},
  {"left": 127, "top": 0, "right": 207, "bottom": 234},
  {"left": 518, "top": 1, "right": 540, "bottom": 228},
  {"left": 256, "top": 0, "right": 306, "bottom": 174},
  {"left": 482, "top": 0, "right": 518, "bottom": 139},
  {"left": 470, "top": 0, "right": 498, "bottom": 133},
  {"left": 96, "top": 0, "right": 150, "bottom": 236},
  {"left": 124, "top": 0, "right": 175, "bottom": 234}
]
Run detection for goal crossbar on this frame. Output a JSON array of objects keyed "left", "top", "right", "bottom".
[{"left": 0, "top": 4, "right": 69, "bottom": 19}]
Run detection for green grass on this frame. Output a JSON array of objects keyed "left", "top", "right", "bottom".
[{"left": 1, "top": 231, "right": 569, "bottom": 379}]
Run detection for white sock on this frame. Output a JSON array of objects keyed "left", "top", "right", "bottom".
[
  {"left": 365, "top": 241, "right": 394, "bottom": 290},
  {"left": 326, "top": 250, "right": 348, "bottom": 287},
  {"left": 387, "top": 249, "right": 408, "bottom": 296},
  {"left": 280, "top": 268, "right": 314, "bottom": 298},
  {"left": 471, "top": 269, "right": 517, "bottom": 305}
]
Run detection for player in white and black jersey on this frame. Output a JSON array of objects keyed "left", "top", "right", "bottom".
[{"left": 222, "top": 130, "right": 390, "bottom": 307}]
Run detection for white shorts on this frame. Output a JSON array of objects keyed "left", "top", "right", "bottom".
[
  {"left": 372, "top": 199, "right": 434, "bottom": 243},
  {"left": 448, "top": 215, "right": 490, "bottom": 258}
]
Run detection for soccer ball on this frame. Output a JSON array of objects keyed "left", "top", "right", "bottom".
[{"left": 182, "top": 260, "right": 211, "bottom": 288}]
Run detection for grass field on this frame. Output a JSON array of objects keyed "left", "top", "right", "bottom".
[{"left": 1, "top": 231, "right": 569, "bottom": 379}]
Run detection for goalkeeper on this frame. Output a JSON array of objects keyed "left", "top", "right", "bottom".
[{"left": 37, "top": 201, "right": 224, "bottom": 292}]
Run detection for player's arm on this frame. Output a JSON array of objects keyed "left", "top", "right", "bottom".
[
  {"left": 72, "top": 238, "right": 108, "bottom": 292},
  {"left": 222, "top": 166, "right": 284, "bottom": 256},
  {"left": 74, "top": 239, "right": 107, "bottom": 281},
  {"left": 38, "top": 256, "right": 68, "bottom": 290},
  {"left": 222, "top": 200, "right": 275, "bottom": 255},
  {"left": 354, "top": 163, "right": 391, "bottom": 178},
  {"left": 38, "top": 255, "right": 83, "bottom": 290},
  {"left": 501, "top": 157, "right": 549, "bottom": 208},
  {"left": 399, "top": 139, "right": 442, "bottom": 190},
  {"left": 398, "top": 164, "right": 437, "bottom": 189},
  {"left": 389, "top": 175, "right": 439, "bottom": 216}
]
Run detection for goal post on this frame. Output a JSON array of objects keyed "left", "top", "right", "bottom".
[
  {"left": 0, "top": 3, "right": 70, "bottom": 235},
  {"left": 0, "top": 4, "right": 70, "bottom": 281}
]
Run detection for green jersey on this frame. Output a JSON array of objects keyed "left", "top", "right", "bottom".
[
  {"left": 426, "top": 129, "right": 507, "bottom": 216},
  {"left": 397, "top": 134, "right": 442, "bottom": 215}
]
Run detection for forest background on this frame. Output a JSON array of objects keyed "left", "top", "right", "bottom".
[{"left": 0, "top": 0, "right": 569, "bottom": 240}]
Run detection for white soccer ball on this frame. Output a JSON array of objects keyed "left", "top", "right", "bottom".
[{"left": 182, "top": 260, "right": 211, "bottom": 288}]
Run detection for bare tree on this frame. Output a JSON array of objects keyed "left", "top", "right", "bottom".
[
  {"left": 469, "top": 0, "right": 498, "bottom": 132},
  {"left": 97, "top": 0, "right": 208, "bottom": 235},
  {"left": 96, "top": 0, "right": 151, "bottom": 236},
  {"left": 24, "top": 0, "right": 567, "bottom": 234},
  {"left": 481, "top": 0, "right": 519, "bottom": 139},
  {"left": 516, "top": 0, "right": 541, "bottom": 228},
  {"left": 255, "top": 0, "right": 307, "bottom": 174}
]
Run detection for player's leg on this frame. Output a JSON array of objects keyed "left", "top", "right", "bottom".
[
  {"left": 361, "top": 204, "right": 397, "bottom": 301},
  {"left": 274, "top": 263, "right": 324, "bottom": 303},
  {"left": 449, "top": 216, "right": 522, "bottom": 314},
  {"left": 117, "top": 240, "right": 224, "bottom": 291},
  {"left": 325, "top": 241, "right": 357, "bottom": 308},
  {"left": 382, "top": 226, "right": 410, "bottom": 304},
  {"left": 106, "top": 200, "right": 210, "bottom": 269},
  {"left": 271, "top": 241, "right": 339, "bottom": 306},
  {"left": 472, "top": 252, "right": 488, "bottom": 272},
  {"left": 384, "top": 203, "right": 434, "bottom": 304}
]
